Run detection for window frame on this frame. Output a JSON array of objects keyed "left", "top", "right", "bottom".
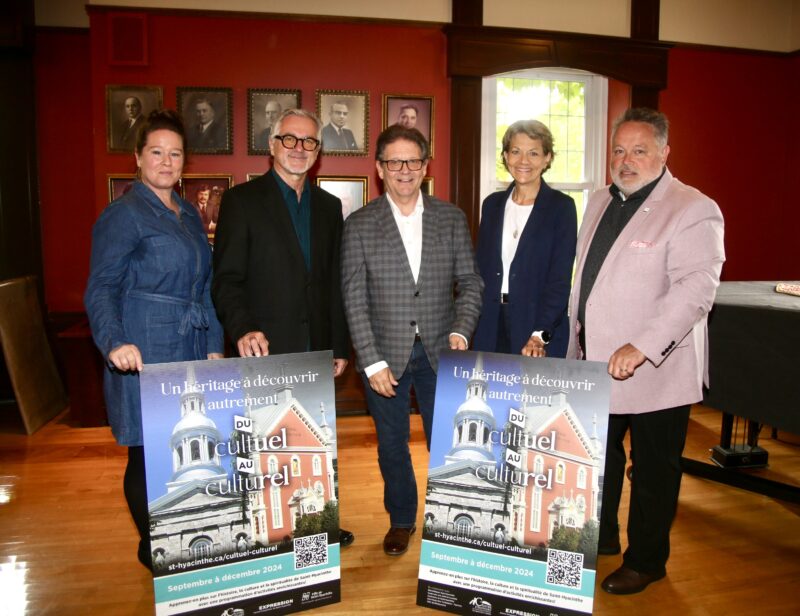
[{"left": 480, "top": 67, "right": 608, "bottom": 217}]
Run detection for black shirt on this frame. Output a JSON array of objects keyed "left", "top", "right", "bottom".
[{"left": 577, "top": 170, "right": 665, "bottom": 350}]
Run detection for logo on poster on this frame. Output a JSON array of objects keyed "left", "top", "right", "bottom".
[{"left": 468, "top": 596, "right": 492, "bottom": 614}]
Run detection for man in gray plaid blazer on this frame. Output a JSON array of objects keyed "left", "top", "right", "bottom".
[{"left": 341, "top": 125, "right": 483, "bottom": 556}]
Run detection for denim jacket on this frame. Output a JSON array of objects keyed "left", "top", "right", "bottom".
[{"left": 85, "top": 181, "right": 224, "bottom": 446}]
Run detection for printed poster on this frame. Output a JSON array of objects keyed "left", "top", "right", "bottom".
[
  {"left": 140, "top": 351, "right": 341, "bottom": 616},
  {"left": 417, "top": 351, "right": 611, "bottom": 616}
]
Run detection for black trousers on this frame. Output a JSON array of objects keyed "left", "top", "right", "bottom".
[
  {"left": 124, "top": 446, "right": 151, "bottom": 564},
  {"left": 494, "top": 304, "right": 513, "bottom": 354},
  {"left": 600, "top": 405, "right": 691, "bottom": 574}
]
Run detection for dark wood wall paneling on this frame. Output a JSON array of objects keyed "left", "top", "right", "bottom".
[
  {"left": 0, "top": 0, "right": 42, "bottom": 287},
  {"left": 446, "top": 0, "right": 668, "bottom": 231}
]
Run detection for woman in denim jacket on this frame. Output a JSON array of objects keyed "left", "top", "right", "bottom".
[{"left": 85, "top": 109, "right": 224, "bottom": 569}]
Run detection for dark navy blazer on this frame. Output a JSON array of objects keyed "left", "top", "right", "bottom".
[{"left": 472, "top": 180, "right": 577, "bottom": 358}]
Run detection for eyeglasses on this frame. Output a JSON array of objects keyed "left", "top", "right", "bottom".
[
  {"left": 273, "top": 134, "right": 321, "bottom": 151},
  {"left": 379, "top": 158, "right": 425, "bottom": 172}
]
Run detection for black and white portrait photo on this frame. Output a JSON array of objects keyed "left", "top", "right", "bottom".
[
  {"left": 248, "top": 89, "right": 301, "bottom": 155},
  {"left": 316, "top": 90, "right": 369, "bottom": 156},
  {"left": 106, "top": 85, "right": 163, "bottom": 153},
  {"left": 177, "top": 87, "right": 233, "bottom": 155}
]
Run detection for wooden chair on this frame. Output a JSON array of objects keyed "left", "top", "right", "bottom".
[{"left": 0, "top": 276, "right": 68, "bottom": 433}]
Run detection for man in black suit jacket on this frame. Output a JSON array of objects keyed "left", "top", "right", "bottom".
[
  {"left": 213, "top": 108, "right": 348, "bottom": 364},
  {"left": 212, "top": 109, "right": 354, "bottom": 546}
]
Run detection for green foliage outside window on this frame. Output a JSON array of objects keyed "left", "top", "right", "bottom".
[{"left": 495, "top": 77, "right": 586, "bottom": 186}]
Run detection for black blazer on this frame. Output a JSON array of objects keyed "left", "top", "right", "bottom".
[
  {"left": 472, "top": 180, "right": 577, "bottom": 357},
  {"left": 212, "top": 172, "right": 349, "bottom": 358}
]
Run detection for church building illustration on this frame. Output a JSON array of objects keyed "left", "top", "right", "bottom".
[
  {"left": 147, "top": 363, "right": 337, "bottom": 569},
  {"left": 424, "top": 354, "right": 603, "bottom": 548}
]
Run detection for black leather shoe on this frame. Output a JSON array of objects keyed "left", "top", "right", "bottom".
[
  {"left": 597, "top": 534, "right": 621, "bottom": 555},
  {"left": 383, "top": 526, "right": 416, "bottom": 556},
  {"left": 601, "top": 565, "right": 665, "bottom": 595},
  {"left": 339, "top": 528, "right": 355, "bottom": 548}
]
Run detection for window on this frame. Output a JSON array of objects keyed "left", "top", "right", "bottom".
[
  {"left": 313, "top": 455, "right": 322, "bottom": 476},
  {"left": 268, "top": 455, "right": 278, "bottom": 474},
  {"left": 454, "top": 514, "right": 474, "bottom": 540},
  {"left": 189, "top": 536, "right": 213, "bottom": 558},
  {"left": 577, "top": 466, "right": 587, "bottom": 489},
  {"left": 291, "top": 456, "right": 301, "bottom": 476},
  {"left": 270, "top": 486, "right": 283, "bottom": 528},
  {"left": 556, "top": 461, "right": 566, "bottom": 484},
  {"left": 190, "top": 440, "right": 201, "bottom": 461},
  {"left": 530, "top": 488, "right": 542, "bottom": 532},
  {"left": 481, "top": 68, "right": 608, "bottom": 221}
]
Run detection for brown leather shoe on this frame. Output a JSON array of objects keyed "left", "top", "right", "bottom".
[
  {"left": 601, "top": 565, "right": 665, "bottom": 595},
  {"left": 383, "top": 526, "right": 416, "bottom": 556}
]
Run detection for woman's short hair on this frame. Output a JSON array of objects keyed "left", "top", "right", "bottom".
[
  {"left": 375, "top": 125, "right": 429, "bottom": 161},
  {"left": 135, "top": 109, "right": 186, "bottom": 155},
  {"left": 501, "top": 119, "right": 555, "bottom": 173}
]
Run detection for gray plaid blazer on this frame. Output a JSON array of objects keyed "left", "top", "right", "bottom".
[{"left": 341, "top": 193, "right": 483, "bottom": 376}]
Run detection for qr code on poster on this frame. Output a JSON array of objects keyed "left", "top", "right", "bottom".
[
  {"left": 546, "top": 548, "right": 583, "bottom": 588},
  {"left": 294, "top": 533, "right": 328, "bottom": 570}
]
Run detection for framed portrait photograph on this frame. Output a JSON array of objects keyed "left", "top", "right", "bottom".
[
  {"left": 382, "top": 94, "right": 435, "bottom": 158},
  {"left": 177, "top": 87, "right": 233, "bottom": 155},
  {"left": 315, "top": 175, "right": 369, "bottom": 220},
  {"left": 106, "top": 85, "right": 163, "bottom": 153},
  {"left": 316, "top": 90, "right": 369, "bottom": 156},
  {"left": 421, "top": 176, "right": 434, "bottom": 197},
  {"left": 107, "top": 174, "right": 137, "bottom": 202},
  {"left": 180, "top": 174, "right": 234, "bottom": 241},
  {"left": 248, "top": 89, "right": 301, "bottom": 155}
]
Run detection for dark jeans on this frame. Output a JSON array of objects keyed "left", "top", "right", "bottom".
[
  {"left": 361, "top": 339, "right": 436, "bottom": 528},
  {"left": 600, "top": 405, "right": 691, "bottom": 574}
]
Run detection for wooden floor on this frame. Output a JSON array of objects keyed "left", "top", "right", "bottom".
[{"left": 0, "top": 405, "right": 798, "bottom": 615}]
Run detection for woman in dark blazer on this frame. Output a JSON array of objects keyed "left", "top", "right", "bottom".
[{"left": 473, "top": 119, "right": 577, "bottom": 358}]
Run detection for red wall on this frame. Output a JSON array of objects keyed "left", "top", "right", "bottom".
[
  {"left": 661, "top": 47, "right": 800, "bottom": 281},
  {"left": 88, "top": 11, "right": 451, "bottom": 215},
  {"left": 35, "top": 29, "right": 94, "bottom": 312},
  {"left": 35, "top": 16, "right": 799, "bottom": 311}
]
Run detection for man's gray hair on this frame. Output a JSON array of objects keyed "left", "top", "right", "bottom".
[
  {"left": 271, "top": 108, "right": 323, "bottom": 141},
  {"left": 612, "top": 108, "right": 669, "bottom": 148}
]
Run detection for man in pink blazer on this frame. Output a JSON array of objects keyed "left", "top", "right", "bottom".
[{"left": 567, "top": 108, "right": 724, "bottom": 594}]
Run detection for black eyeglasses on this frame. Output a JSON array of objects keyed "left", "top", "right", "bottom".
[
  {"left": 273, "top": 134, "right": 321, "bottom": 151},
  {"left": 379, "top": 158, "right": 426, "bottom": 172}
]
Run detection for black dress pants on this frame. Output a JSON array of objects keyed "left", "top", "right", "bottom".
[{"left": 600, "top": 405, "right": 691, "bottom": 574}]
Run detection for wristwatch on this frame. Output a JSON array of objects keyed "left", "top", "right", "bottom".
[{"left": 532, "top": 330, "right": 551, "bottom": 345}]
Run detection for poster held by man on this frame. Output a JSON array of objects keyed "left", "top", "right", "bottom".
[
  {"left": 140, "top": 351, "right": 341, "bottom": 615},
  {"left": 417, "top": 350, "right": 610, "bottom": 615}
]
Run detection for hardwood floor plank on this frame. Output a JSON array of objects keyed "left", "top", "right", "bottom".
[{"left": 0, "top": 406, "right": 798, "bottom": 615}]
